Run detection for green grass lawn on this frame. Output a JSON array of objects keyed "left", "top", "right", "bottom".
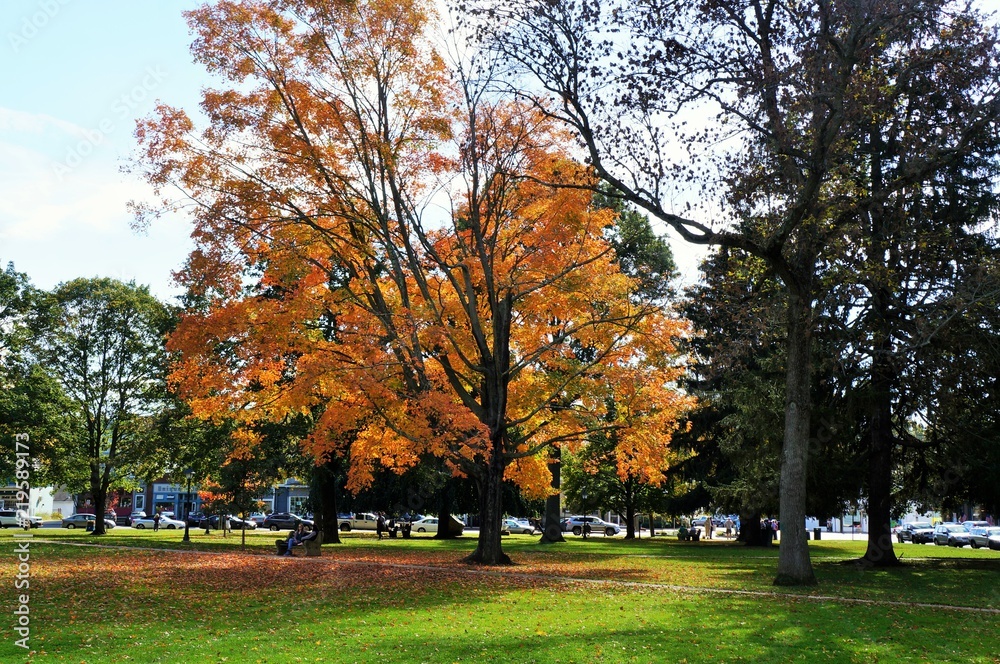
[{"left": 2, "top": 529, "right": 997, "bottom": 663}]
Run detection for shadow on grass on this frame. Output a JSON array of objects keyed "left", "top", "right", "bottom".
[{"left": 16, "top": 544, "right": 997, "bottom": 663}]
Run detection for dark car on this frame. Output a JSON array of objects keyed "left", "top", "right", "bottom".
[
  {"left": 61, "top": 514, "right": 115, "bottom": 529},
  {"left": 207, "top": 514, "right": 258, "bottom": 530},
  {"left": 263, "top": 512, "right": 313, "bottom": 531},
  {"left": 186, "top": 512, "right": 208, "bottom": 527},
  {"left": 932, "top": 523, "right": 970, "bottom": 546},
  {"left": 896, "top": 521, "right": 934, "bottom": 544}
]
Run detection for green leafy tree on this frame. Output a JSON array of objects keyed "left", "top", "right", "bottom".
[
  {"left": 470, "top": 0, "right": 1000, "bottom": 584},
  {"left": 28, "top": 278, "right": 170, "bottom": 535},
  {"left": 0, "top": 264, "right": 80, "bottom": 491}
]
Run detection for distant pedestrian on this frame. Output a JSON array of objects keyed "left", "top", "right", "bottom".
[
  {"left": 724, "top": 517, "right": 733, "bottom": 539},
  {"left": 152, "top": 513, "right": 160, "bottom": 532},
  {"left": 376, "top": 512, "right": 386, "bottom": 540},
  {"left": 704, "top": 517, "right": 713, "bottom": 540}
]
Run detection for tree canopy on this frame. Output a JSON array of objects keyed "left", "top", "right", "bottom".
[{"left": 133, "top": 0, "right": 693, "bottom": 564}]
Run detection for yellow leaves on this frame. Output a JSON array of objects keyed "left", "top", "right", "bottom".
[{"left": 503, "top": 454, "right": 553, "bottom": 500}]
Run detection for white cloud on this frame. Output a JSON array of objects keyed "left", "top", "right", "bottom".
[
  {"left": 0, "top": 106, "right": 89, "bottom": 140},
  {"left": 0, "top": 108, "right": 191, "bottom": 299}
]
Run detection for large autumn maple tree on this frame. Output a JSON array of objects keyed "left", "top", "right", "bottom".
[{"left": 133, "top": 0, "right": 692, "bottom": 564}]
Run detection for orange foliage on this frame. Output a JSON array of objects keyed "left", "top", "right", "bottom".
[{"left": 134, "top": 0, "right": 693, "bottom": 500}]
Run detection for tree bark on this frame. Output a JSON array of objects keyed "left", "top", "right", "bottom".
[
  {"left": 621, "top": 479, "right": 637, "bottom": 539},
  {"left": 464, "top": 434, "right": 511, "bottom": 565},
  {"left": 859, "top": 130, "right": 900, "bottom": 567},
  {"left": 312, "top": 460, "right": 341, "bottom": 545},
  {"left": 539, "top": 447, "right": 565, "bottom": 543},
  {"left": 738, "top": 510, "right": 770, "bottom": 547},
  {"left": 90, "top": 460, "right": 107, "bottom": 536},
  {"left": 862, "top": 347, "right": 900, "bottom": 566},
  {"left": 435, "top": 477, "right": 460, "bottom": 540},
  {"left": 775, "top": 290, "right": 817, "bottom": 585}
]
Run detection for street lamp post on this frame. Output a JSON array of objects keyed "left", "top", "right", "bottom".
[
  {"left": 182, "top": 469, "right": 193, "bottom": 543},
  {"left": 581, "top": 490, "right": 588, "bottom": 539}
]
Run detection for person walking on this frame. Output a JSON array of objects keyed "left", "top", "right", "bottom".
[
  {"left": 152, "top": 512, "right": 160, "bottom": 532},
  {"left": 376, "top": 512, "right": 386, "bottom": 540}
]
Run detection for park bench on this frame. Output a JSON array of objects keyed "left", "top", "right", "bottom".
[{"left": 275, "top": 531, "right": 324, "bottom": 557}]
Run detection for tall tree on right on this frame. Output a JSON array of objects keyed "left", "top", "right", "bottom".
[{"left": 468, "top": 0, "right": 1000, "bottom": 584}]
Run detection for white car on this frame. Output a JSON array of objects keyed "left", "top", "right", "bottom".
[
  {"left": 0, "top": 509, "right": 42, "bottom": 529},
  {"left": 503, "top": 518, "right": 536, "bottom": 535},
  {"left": 132, "top": 515, "right": 186, "bottom": 530},
  {"left": 248, "top": 512, "right": 268, "bottom": 526},
  {"left": 411, "top": 517, "right": 439, "bottom": 533}
]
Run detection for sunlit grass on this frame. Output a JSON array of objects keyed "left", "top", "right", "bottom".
[{"left": 1, "top": 529, "right": 996, "bottom": 662}]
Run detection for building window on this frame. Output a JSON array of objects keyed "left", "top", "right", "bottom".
[
  {"left": 289, "top": 496, "right": 308, "bottom": 514},
  {"left": 135, "top": 495, "right": 144, "bottom": 511}
]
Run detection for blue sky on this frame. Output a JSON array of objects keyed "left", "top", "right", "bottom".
[
  {"left": 0, "top": 0, "right": 204, "bottom": 300},
  {"left": 2, "top": 1, "right": 998, "bottom": 302}
]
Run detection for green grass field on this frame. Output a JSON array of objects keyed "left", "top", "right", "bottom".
[{"left": 2, "top": 528, "right": 997, "bottom": 663}]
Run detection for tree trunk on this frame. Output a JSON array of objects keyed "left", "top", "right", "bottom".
[
  {"left": 90, "top": 462, "right": 107, "bottom": 536},
  {"left": 862, "top": 273, "right": 900, "bottom": 564},
  {"left": 863, "top": 431, "right": 899, "bottom": 566},
  {"left": 312, "top": 460, "right": 341, "bottom": 545},
  {"left": 775, "top": 290, "right": 817, "bottom": 585},
  {"left": 625, "top": 478, "right": 635, "bottom": 539},
  {"left": 738, "top": 509, "right": 770, "bottom": 546},
  {"left": 860, "top": 138, "right": 900, "bottom": 567},
  {"left": 435, "top": 477, "right": 460, "bottom": 540},
  {"left": 624, "top": 501, "right": 637, "bottom": 539},
  {"left": 464, "top": 435, "right": 511, "bottom": 565},
  {"left": 539, "top": 447, "right": 565, "bottom": 543}
]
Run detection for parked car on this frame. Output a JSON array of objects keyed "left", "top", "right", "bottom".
[
  {"left": 207, "top": 514, "right": 257, "bottom": 530},
  {"left": 338, "top": 512, "right": 379, "bottom": 532},
  {"left": 969, "top": 526, "right": 1000, "bottom": 549},
  {"left": 186, "top": 512, "right": 208, "bottom": 527},
  {"left": 932, "top": 523, "right": 970, "bottom": 546},
  {"left": 896, "top": 522, "right": 934, "bottom": 544},
  {"left": 263, "top": 513, "right": 313, "bottom": 531},
  {"left": 515, "top": 518, "right": 538, "bottom": 532},
  {"left": 989, "top": 531, "right": 1000, "bottom": 551},
  {"left": 962, "top": 520, "right": 989, "bottom": 531},
  {"left": 562, "top": 515, "right": 621, "bottom": 536},
  {"left": 0, "top": 509, "right": 41, "bottom": 529},
  {"left": 132, "top": 514, "right": 186, "bottom": 530},
  {"left": 248, "top": 512, "right": 268, "bottom": 526},
  {"left": 411, "top": 517, "right": 439, "bottom": 533},
  {"left": 61, "top": 514, "right": 115, "bottom": 529},
  {"left": 503, "top": 518, "right": 536, "bottom": 535}
]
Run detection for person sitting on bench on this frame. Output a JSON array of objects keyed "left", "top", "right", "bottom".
[{"left": 283, "top": 524, "right": 311, "bottom": 556}]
